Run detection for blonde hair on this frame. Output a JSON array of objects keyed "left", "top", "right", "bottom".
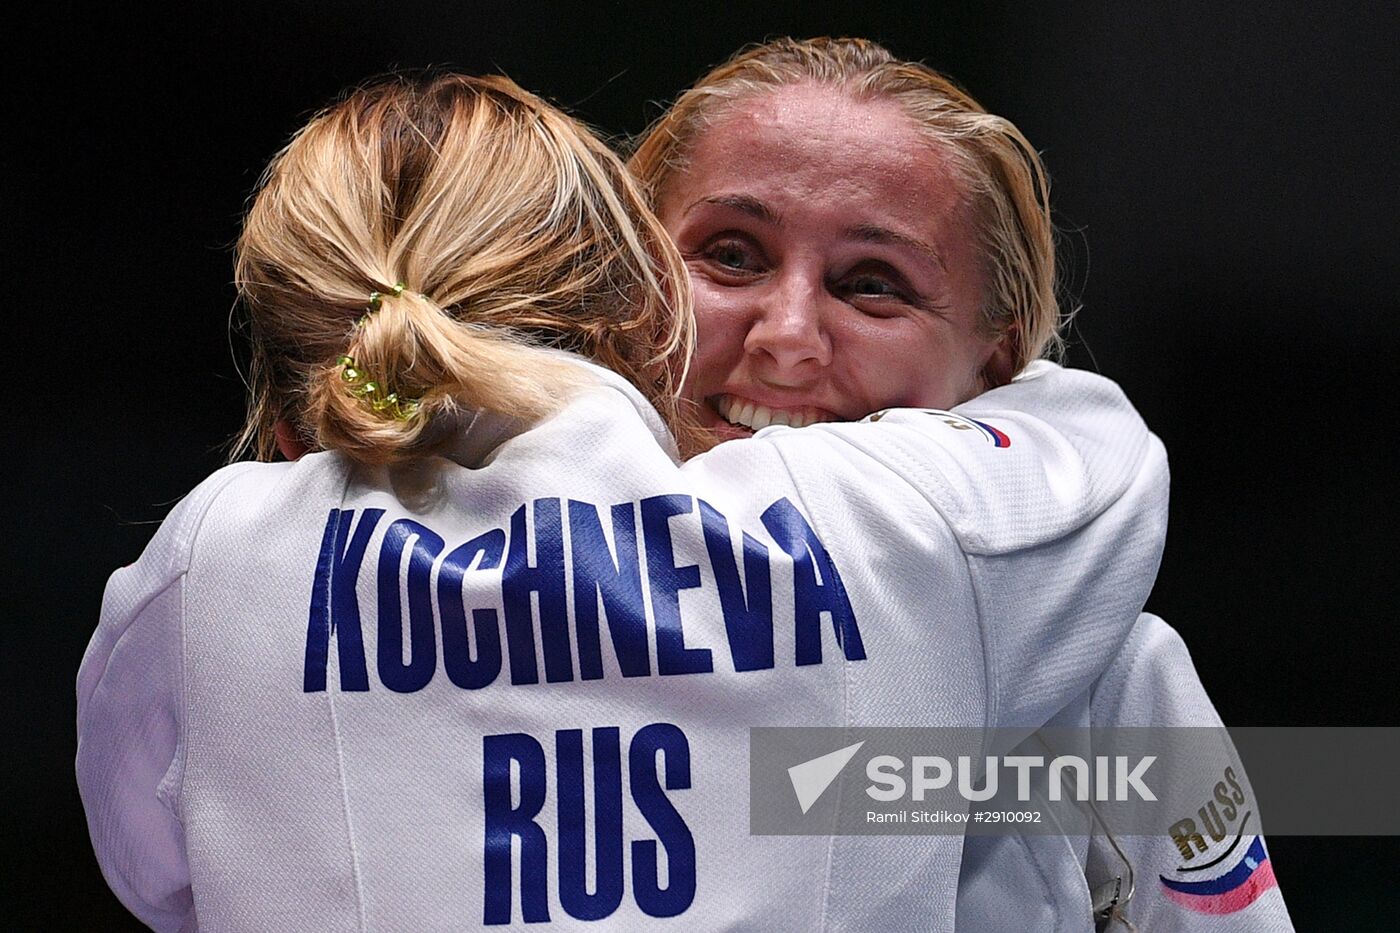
[
  {"left": 235, "top": 73, "right": 705, "bottom": 464},
  {"left": 628, "top": 37, "right": 1062, "bottom": 373}
]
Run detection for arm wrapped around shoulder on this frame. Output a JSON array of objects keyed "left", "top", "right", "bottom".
[{"left": 690, "top": 362, "right": 1169, "bottom": 730}]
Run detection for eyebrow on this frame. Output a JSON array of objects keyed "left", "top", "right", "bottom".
[
  {"left": 685, "top": 194, "right": 780, "bottom": 224},
  {"left": 683, "top": 196, "right": 948, "bottom": 272},
  {"left": 848, "top": 223, "right": 948, "bottom": 271}
]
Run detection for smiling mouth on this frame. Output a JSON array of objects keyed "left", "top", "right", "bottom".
[{"left": 710, "top": 394, "right": 840, "bottom": 431}]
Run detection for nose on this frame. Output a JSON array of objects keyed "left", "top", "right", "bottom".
[{"left": 743, "top": 272, "right": 833, "bottom": 375}]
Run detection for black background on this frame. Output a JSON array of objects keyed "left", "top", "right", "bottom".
[{"left": 10, "top": 1, "right": 1398, "bottom": 927}]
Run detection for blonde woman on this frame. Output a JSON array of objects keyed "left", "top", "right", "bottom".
[
  {"left": 629, "top": 37, "right": 1291, "bottom": 931},
  {"left": 79, "top": 72, "right": 1165, "bottom": 930}
]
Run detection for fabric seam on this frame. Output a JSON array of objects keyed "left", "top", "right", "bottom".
[
  {"left": 767, "top": 439, "right": 852, "bottom": 933},
  {"left": 160, "top": 462, "right": 264, "bottom": 821},
  {"left": 963, "top": 552, "right": 1001, "bottom": 756},
  {"left": 325, "top": 464, "right": 370, "bottom": 932}
]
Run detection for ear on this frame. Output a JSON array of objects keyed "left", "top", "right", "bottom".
[
  {"left": 275, "top": 419, "right": 310, "bottom": 461},
  {"left": 981, "top": 323, "right": 1020, "bottom": 390}
]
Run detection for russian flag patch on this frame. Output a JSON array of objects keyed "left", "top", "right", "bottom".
[
  {"left": 929, "top": 411, "right": 1011, "bottom": 447},
  {"left": 1159, "top": 836, "right": 1279, "bottom": 915},
  {"left": 863, "top": 408, "right": 1011, "bottom": 447}
]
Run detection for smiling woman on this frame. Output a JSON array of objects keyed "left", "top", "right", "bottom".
[
  {"left": 629, "top": 37, "right": 1293, "bottom": 931},
  {"left": 629, "top": 37, "right": 1058, "bottom": 440},
  {"left": 658, "top": 84, "right": 1004, "bottom": 439}
]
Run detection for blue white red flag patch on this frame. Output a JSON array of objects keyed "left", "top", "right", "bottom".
[
  {"left": 1159, "top": 836, "right": 1278, "bottom": 915},
  {"left": 926, "top": 410, "right": 1011, "bottom": 447},
  {"left": 961, "top": 416, "right": 1011, "bottom": 447},
  {"left": 862, "top": 409, "right": 1011, "bottom": 447}
]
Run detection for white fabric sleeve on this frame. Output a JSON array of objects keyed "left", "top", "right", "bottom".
[
  {"left": 689, "top": 363, "right": 1170, "bottom": 730},
  {"left": 77, "top": 553, "right": 194, "bottom": 930},
  {"left": 1088, "top": 614, "right": 1294, "bottom": 931},
  {"left": 77, "top": 572, "right": 194, "bottom": 932},
  {"left": 77, "top": 465, "right": 255, "bottom": 932}
]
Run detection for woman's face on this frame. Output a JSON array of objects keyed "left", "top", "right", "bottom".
[{"left": 658, "top": 84, "right": 1012, "bottom": 441}]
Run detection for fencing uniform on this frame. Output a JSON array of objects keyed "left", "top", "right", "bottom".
[
  {"left": 79, "top": 358, "right": 1172, "bottom": 931},
  {"left": 955, "top": 612, "right": 1294, "bottom": 931}
]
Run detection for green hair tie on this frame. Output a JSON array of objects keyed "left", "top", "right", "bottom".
[
  {"left": 366, "top": 282, "right": 406, "bottom": 314},
  {"left": 334, "top": 354, "right": 420, "bottom": 422}
]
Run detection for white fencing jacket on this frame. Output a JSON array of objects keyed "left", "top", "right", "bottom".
[
  {"left": 79, "top": 358, "right": 1173, "bottom": 931},
  {"left": 955, "top": 612, "right": 1294, "bottom": 931}
]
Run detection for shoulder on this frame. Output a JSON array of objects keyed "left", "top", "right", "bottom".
[
  {"left": 1090, "top": 613, "right": 1218, "bottom": 726},
  {"left": 949, "top": 362, "right": 1167, "bottom": 551},
  {"left": 701, "top": 363, "right": 1167, "bottom": 557},
  {"left": 1097, "top": 613, "right": 1196, "bottom": 691},
  {"left": 115, "top": 459, "right": 322, "bottom": 592}
]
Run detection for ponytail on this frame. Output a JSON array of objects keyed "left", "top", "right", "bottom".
[
  {"left": 234, "top": 73, "right": 705, "bottom": 464},
  {"left": 306, "top": 288, "right": 588, "bottom": 464}
]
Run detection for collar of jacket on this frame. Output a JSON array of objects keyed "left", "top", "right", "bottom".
[{"left": 438, "top": 349, "right": 679, "bottom": 469}]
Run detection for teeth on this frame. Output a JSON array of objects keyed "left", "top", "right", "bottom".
[{"left": 712, "top": 394, "right": 836, "bottom": 431}]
